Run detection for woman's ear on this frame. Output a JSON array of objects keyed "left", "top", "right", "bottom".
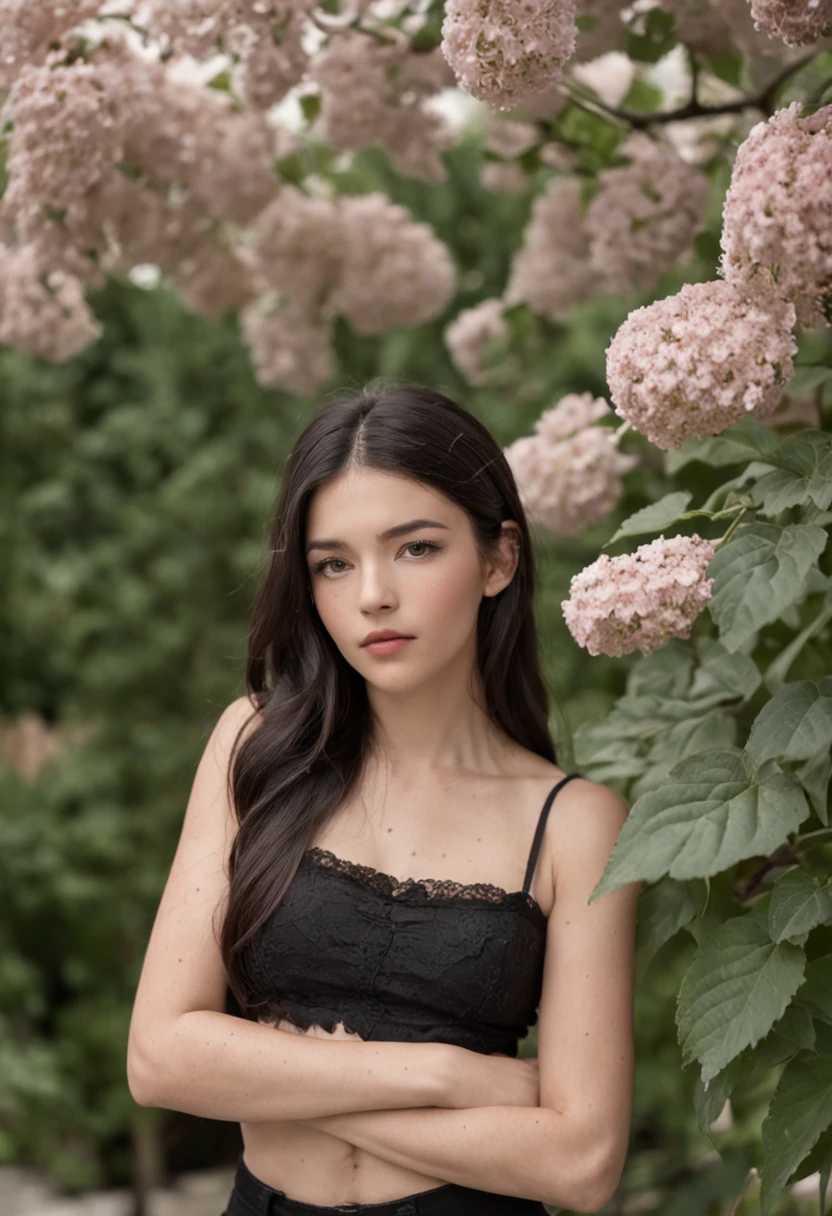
[{"left": 484, "top": 521, "right": 521, "bottom": 597}]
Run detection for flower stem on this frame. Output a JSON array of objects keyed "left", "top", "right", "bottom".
[{"left": 714, "top": 504, "right": 752, "bottom": 550}]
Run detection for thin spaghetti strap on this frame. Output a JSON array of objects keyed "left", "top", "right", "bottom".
[{"left": 522, "top": 773, "right": 581, "bottom": 895}]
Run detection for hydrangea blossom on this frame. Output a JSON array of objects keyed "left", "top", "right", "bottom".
[
  {"left": 505, "top": 426, "right": 638, "bottom": 536},
  {"left": 503, "top": 394, "right": 639, "bottom": 536},
  {"left": 572, "top": 0, "right": 630, "bottom": 59},
  {"left": 309, "top": 33, "right": 454, "bottom": 183},
  {"left": 321, "top": 193, "right": 457, "bottom": 335},
  {"left": 720, "top": 101, "right": 832, "bottom": 329},
  {"left": 585, "top": 131, "right": 710, "bottom": 293},
  {"left": 480, "top": 161, "right": 529, "bottom": 192},
  {"left": 240, "top": 296, "right": 334, "bottom": 395},
  {"left": 482, "top": 111, "right": 540, "bottom": 157},
  {"left": 441, "top": 0, "right": 577, "bottom": 110},
  {"left": 504, "top": 176, "right": 603, "bottom": 321},
  {"left": 0, "top": 243, "right": 101, "bottom": 361},
  {"left": 2, "top": 62, "right": 124, "bottom": 226},
  {"left": 561, "top": 534, "right": 717, "bottom": 657},
  {"left": 606, "top": 279, "right": 797, "bottom": 450},
  {"left": 249, "top": 185, "right": 344, "bottom": 316},
  {"left": 748, "top": 0, "right": 832, "bottom": 45},
  {"left": 444, "top": 298, "right": 508, "bottom": 383},
  {"left": 0, "top": 0, "right": 100, "bottom": 92},
  {"left": 535, "top": 390, "right": 612, "bottom": 439}
]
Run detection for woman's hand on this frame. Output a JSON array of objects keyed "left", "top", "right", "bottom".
[{"left": 443, "top": 1048, "right": 540, "bottom": 1110}]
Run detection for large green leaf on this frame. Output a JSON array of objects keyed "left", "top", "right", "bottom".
[
  {"left": 795, "top": 745, "right": 832, "bottom": 825},
  {"left": 707, "top": 522, "right": 828, "bottom": 651},
  {"left": 664, "top": 417, "right": 782, "bottom": 473},
  {"left": 755, "top": 1004, "right": 816, "bottom": 1070},
  {"left": 745, "top": 678, "right": 832, "bottom": 772},
  {"left": 687, "top": 638, "right": 761, "bottom": 702},
  {"left": 753, "top": 430, "right": 832, "bottom": 517},
  {"left": 760, "top": 1053, "right": 832, "bottom": 1216},
  {"left": 692, "top": 1050, "right": 749, "bottom": 1137},
  {"left": 603, "top": 491, "right": 693, "bottom": 547},
  {"left": 794, "top": 953, "right": 832, "bottom": 1025},
  {"left": 677, "top": 913, "right": 806, "bottom": 1085},
  {"left": 635, "top": 875, "right": 698, "bottom": 976},
  {"left": 768, "top": 867, "right": 832, "bottom": 943},
  {"left": 590, "top": 750, "right": 810, "bottom": 897}
]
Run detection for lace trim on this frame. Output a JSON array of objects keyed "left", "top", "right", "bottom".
[{"left": 304, "top": 845, "right": 544, "bottom": 916}]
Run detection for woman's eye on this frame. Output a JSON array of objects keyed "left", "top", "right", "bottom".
[{"left": 312, "top": 540, "right": 440, "bottom": 576}]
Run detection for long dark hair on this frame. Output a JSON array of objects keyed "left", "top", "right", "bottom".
[{"left": 219, "top": 380, "right": 559, "bottom": 1019}]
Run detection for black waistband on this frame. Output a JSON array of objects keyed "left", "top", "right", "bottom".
[{"left": 230, "top": 1151, "right": 537, "bottom": 1216}]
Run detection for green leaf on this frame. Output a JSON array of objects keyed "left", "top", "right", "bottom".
[
  {"left": 694, "top": 230, "right": 722, "bottom": 265},
  {"left": 768, "top": 867, "right": 832, "bottom": 943},
  {"left": 787, "top": 365, "right": 832, "bottom": 396},
  {"left": 409, "top": 2, "right": 445, "bottom": 51},
  {"left": 794, "top": 953, "right": 832, "bottom": 1025},
  {"left": 760, "top": 1054, "right": 832, "bottom": 1216},
  {"left": 706, "top": 49, "right": 744, "bottom": 88},
  {"left": 299, "top": 93, "right": 321, "bottom": 123},
  {"left": 707, "top": 522, "right": 828, "bottom": 652},
  {"left": 746, "top": 679, "right": 832, "bottom": 773},
  {"left": 604, "top": 490, "right": 693, "bottom": 546},
  {"left": 625, "top": 7, "right": 677, "bottom": 62},
  {"left": 764, "top": 586, "right": 832, "bottom": 694},
  {"left": 645, "top": 709, "right": 737, "bottom": 770},
  {"left": 754, "top": 430, "right": 832, "bottom": 516},
  {"left": 589, "top": 750, "right": 811, "bottom": 897},
  {"left": 635, "top": 875, "right": 698, "bottom": 975},
  {"left": 665, "top": 416, "right": 781, "bottom": 472},
  {"left": 620, "top": 76, "right": 665, "bottom": 112},
  {"left": 795, "top": 746, "right": 832, "bottom": 825},
  {"left": 677, "top": 913, "right": 806, "bottom": 1085},
  {"left": 688, "top": 637, "right": 761, "bottom": 701},
  {"left": 755, "top": 1004, "right": 816, "bottom": 1070},
  {"left": 693, "top": 1051, "right": 748, "bottom": 1136},
  {"left": 701, "top": 462, "right": 774, "bottom": 512}
]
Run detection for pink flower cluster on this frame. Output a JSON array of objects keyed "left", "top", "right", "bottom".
[
  {"left": 504, "top": 177, "right": 604, "bottom": 321},
  {"left": 561, "top": 534, "right": 717, "bottom": 657},
  {"left": 441, "top": 0, "right": 577, "bottom": 110},
  {"left": 0, "top": 243, "right": 102, "bottom": 361},
  {"left": 241, "top": 188, "right": 457, "bottom": 391},
  {"left": 320, "top": 193, "right": 457, "bottom": 335},
  {"left": 605, "top": 279, "right": 797, "bottom": 450},
  {"left": 0, "top": 0, "right": 100, "bottom": 92},
  {"left": 145, "top": 0, "right": 316, "bottom": 109},
  {"left": 748, "top": 0, "right": 832, "bottom": 45},
  {"left": 503, "top": 393, "right": 639, "bottom": 536},
  {"left": 240, "top": 297, "right": 334, "bottom": 396},
  {"left": 585, "top": 132, "right": 710, "bottom": 294},
  {"left": 720, "top": 101, "right": 832, "bottom": 330},
  {"left": 309, "top": 33, "right": 455, "bottom": 184},
  {"left": 444, "top": 298, "right": 509, "bottom": 384}
]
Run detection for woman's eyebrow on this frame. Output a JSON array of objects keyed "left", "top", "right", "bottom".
[{"left": 305, "top": 519, "right": 450, "bottom": 555}]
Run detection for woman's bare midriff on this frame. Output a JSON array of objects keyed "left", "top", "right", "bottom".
[{"left": 240, "top": 1016, "right": 451, "bottom": 1206}]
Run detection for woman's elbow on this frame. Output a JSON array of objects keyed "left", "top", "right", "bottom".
[
  {"left": 126, "top": 1031, "right": 166, "bottom": 1107},
  {"left": 567, "top": 1145, "right": 624, "bottom": 1213}
]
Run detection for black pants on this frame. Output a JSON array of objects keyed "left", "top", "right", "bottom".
[{"left": 223, "top": 1151, "right": 553, "bottom": 1216}]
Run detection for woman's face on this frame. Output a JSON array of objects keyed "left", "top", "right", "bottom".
[{"left": 304, "top": 467, "right": 517, "bottom": 689}]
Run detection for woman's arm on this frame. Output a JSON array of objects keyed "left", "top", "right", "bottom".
[
  {"left": 133, "top": 1012, "right": 454, "bottom": 1121},
  {"left": 304, "top": 1105, "right": 597, "bottom": 1210}
]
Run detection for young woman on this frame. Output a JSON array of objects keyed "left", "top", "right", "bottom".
[{"left": 127, "top": 382, "right": 640, "bottom": 1216}]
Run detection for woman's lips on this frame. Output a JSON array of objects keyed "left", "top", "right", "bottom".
[{"left": 363, "top": 637, "right": 414, "bottom": 655}]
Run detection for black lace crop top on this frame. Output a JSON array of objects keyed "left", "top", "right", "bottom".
[{"left": 226, "top": 773, "right": 581, "bottom": 1056}]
